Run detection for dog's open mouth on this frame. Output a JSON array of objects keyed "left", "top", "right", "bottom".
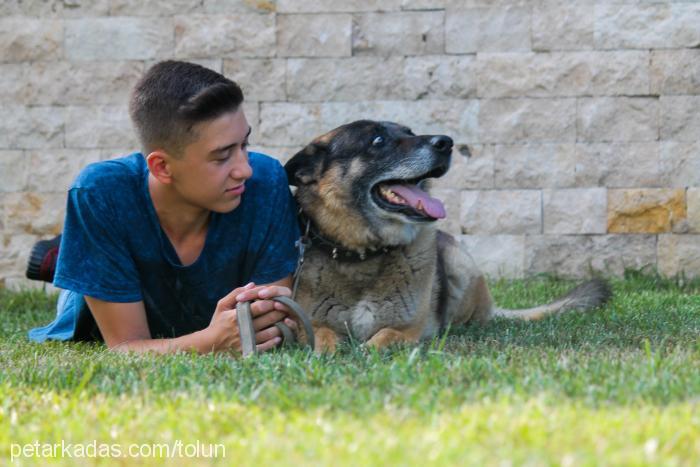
[{"left": 371, "top": 168, "right": 448, "bottom": 222}]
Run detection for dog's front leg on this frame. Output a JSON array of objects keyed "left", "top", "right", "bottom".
[
  {"left": 313, "top": 325, "right": 339, "bottom": 353},
  {"left": 366, "top": 327, "right": 421, "bottom": 350}
]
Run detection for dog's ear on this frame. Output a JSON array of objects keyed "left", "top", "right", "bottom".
[{"left": 285, "top": 143, "right": 327, "bottom": 186}]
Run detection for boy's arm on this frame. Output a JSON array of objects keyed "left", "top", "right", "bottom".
[{"left": 85, "top": 280, "right": 291, "bottom": 354}]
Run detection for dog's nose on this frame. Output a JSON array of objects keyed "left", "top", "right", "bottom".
[{"left": 430, "top": 135, "right": 453, "bottom": 153}]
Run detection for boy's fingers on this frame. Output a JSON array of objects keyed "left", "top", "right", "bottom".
[
  {"left": 217, "top": 282, "right": 256, "bottom": 310},
  {"left": 256, "top": 336, "right": 281, "bottom": 352},
  {"left": 252, "top": 311, "right": 286, "bottom": 331},
  {"left": 237, "top": 285, "right": 291, "bottom": 303},
  {"left": 255, "top": 326, "right": 281, "bottom": 344}
]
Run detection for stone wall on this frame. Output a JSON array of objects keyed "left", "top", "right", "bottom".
[{"left": 1, "top": 0, "right": 699, "bottom": 288}]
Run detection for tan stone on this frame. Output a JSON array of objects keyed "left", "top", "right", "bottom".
[
  {"left": 0, "top": 0, "right": 109, "bottom": 17},
  {"left": 0, "top": 151, "right": 27, "bottom": 193},
  {"left": 64, "top": 106, "right": 138, "bottom": 149},
  {"left": 277, "top": 0, "right": 401, "bottom": 12},
  {"left": 651, "top": 49, "right": 700, "bottom": 95},
  {"left": 433, "top": 144, "right": 494, "bottom": 190},
  {"left": 224, "top": 59, "right": 287, "bottom": 102},
  {"left": 0, "top": 18, "right": 63, "bottom": 62},
  {"left": 660, "top": 141, "right": 700, "bottom": 188},
  {"left": 493, "top": 143, "right": 576, "bottom": 188},
  {"left": 111, "top": 0, "right": 203, "bottom": 15},
  {"left": 688, "top": 189, "right": 700, "bottom": 234},
  {"left": 595, "top": 4, "right": 700, "bottom": 49},
  {"left": 525, "top": 234, "right": 656, "bottom": 278},
  {"left": 608, "top": 189, "right": 686, "bottom": 233},
  {"left": 446, "top": 7, "right": 531, "bottom": 53},
  {"left": 4, "top": 192, "right": 66, "bottom": 236},
  {"left": 404, "top": 56, "right": 477, "bottom": 100},
  {"left": 477, "top": 51, "right": 649, "bottom": 98},
  {"left": 577, "top": 97, "right": 658, "bottom": 142},
  {"left": 543, "top": 188, "right": 607, "bottom": 234},
  {"left": 278, "top": 14, "right": 352, "bottom": 57},
  {"left": 660, "top": 96, "right": 700, "bottom": 142},
  {"left": 532, "top": 2, "right": 594, "bottom": 51},
  {"left": 459, "top": 234, "right": 525, "bottom": 279},
  {"left": 479, "top": 98, "right": 576, "bottom": 143},
  {"left": 460, "top": 189, "right": 541, "bottom": 235},
  {"left": 248, "top": 145, "right": 304, "bottom": 166},
  {"left": 259, "top": 103, "right": 325, "bottom": 146},
  {"left": 0, "top": 106, "right": 64, "bottom": 149},
  {"left": 26, "top": 150, "right": 102, "bottom": 193},
  {"left": 658, "top": 234, "right": 700, "bottom": 279},
  {"left": 353, "top": 11, "right": 444, "bottom": 56},
  {"left": 174, "top": 14, "right": 275, "bottom": 58},
  {"left": 286, "top": 57, "right": 405, "bottom": 101},
  {"left": 575, "top": 143, "right": 661, "bottom": 188},
  {"left": 65, "top": 18, "right": 173, "bottom": 61}
]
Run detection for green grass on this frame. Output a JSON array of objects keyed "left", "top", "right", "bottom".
[{"left": 1, "top": 273, "right": 699, "bottom": 465}]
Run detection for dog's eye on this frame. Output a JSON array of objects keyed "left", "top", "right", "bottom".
[{"left": 372, "top": 136, "right": 384, "bottom": 146}]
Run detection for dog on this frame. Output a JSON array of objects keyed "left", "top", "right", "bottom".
[{"left": 284, "top": 120, "right": 611, "bottom": 352}]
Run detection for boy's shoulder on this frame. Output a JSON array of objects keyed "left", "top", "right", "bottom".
[{"left": 72, "top": 153, "right": 145, "bottom": 191}]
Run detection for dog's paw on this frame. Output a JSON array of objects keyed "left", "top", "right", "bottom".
[{"left": 313, "top": 326, "right": 338, "bottom": 353}]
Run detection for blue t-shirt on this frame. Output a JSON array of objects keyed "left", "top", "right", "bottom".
[{"left": 28, "top": 152, "right": 300, "bottom": 341}]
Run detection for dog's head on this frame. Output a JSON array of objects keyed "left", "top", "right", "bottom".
[{"left": 285, "top": 120, "right": 453, "bottom": 252}]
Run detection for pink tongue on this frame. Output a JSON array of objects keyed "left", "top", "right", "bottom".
[{"left": 387, "top": 184, "right": 446, "bottom": 219}]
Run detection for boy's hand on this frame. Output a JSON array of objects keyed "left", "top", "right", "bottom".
[{"left": 207, "top": 282, "right": 297, "bottom": 354}]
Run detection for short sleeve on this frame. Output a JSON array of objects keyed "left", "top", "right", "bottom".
[
  {"left": 53, "top": 187, "right": 142, "bottom": 302},
  {"left": 248, "top": 163, "right": 301, "bottom": 284}
]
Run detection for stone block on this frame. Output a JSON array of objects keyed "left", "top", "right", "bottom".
[
  {"left": 575, "top": 143, "right": 660, "bottom": 188},
  {"left": 26, "top": 150, "right": 102, "bottom": 193},
  {"left": 577, "top": 97, "right": 658, "bottom": 142},
  {"left": 660, "top": 96, "right": 700, "bottom": 142},
  {"left": 608, "top": 188, "right": 686, "bottom": 234},
  {"left": 401, "top": 0, "right": 447, "bottom": 9},
  {"left": 479, "top": 98, "right": 576, "bottom": 143},
  {"left": 658, "top": 234, "right": 700, "bottom": 279},
  {"left": 524, "top": 234, "right": 656, "bottom": 278},
  {"left": 688, "top": 189, "right": 700, "bottom": 234},
  {"left": 353, "top": 11, "right": 444, "bottom": 56},
  {"left": 277, "top": 0, "right": 401, "bottom": 13},
  {"left": 446, "top": 7, "right": 531, "bottom": 53},
  {"left": 493, "top": 143, "right": 576, "bottom": 188},
  {"left": 0, "top": 151, "right": 27, "bottom": 192},
  {"left": 0, "top": 234, "right": 40, "bottom": 281},
  {"left": 433, "top": 144, "right": 494, "bottom": 190},
  {"left": 174, "top": 14, "right": 275, "bottom": 58},
  {"left": 0, "top": 18, "right": 63, "bottom": 62},
  {"left": 660, "top": 141, "right": 700, "bottom": 188},
  {"left": 277, "top": 14, "right": 351, "bottom": 57},
  {"left": 458, "top": 234, "right": 525, "bottom": 278},
  {"left": 111, "top": 0, "right": 203, "bottom": 15},
  {"left": 0, "top": 64, "right": 28, "bottom": 104},
  {"left": 286, "top": 57, "right": 405, "bottom": 101},
  {"left": 224, "top": 59, "right": 287, "bottom": 102},
  {"left": 4, "top": 192, "right": 66, "bottom": 236},
  {"left": 249, "top": 145, "right": 304, "bottom": 166},
  {"left": 477, "top": 51, "right": 649, "bottom": 98},
  {"left": 318, "top": 100, "right": 479, "bottom": 143},
  {"left": 543, "top": 188, "right": 607, "bottom": 234},
  {"left": 595, "top": 4, "right": 700, "bottom": 49},
  {"left": 259, "top": 103, "right": 325, "bottom": 146},
  {"left": 64, "top": 106, "right": 138, "bottom": 149},
  {"left": 0, "top": 0, "right": 109, "bottom": 17},
  {"left": 460, "top": 189, "right": 541, "bottom": 235},
  {"left": 532, "top": 2, "right": 594, "bottom": 51},
  {"left": 404, "top": 55, "right": 477, "bottom": 100},
  {"left": 0, "top": 106, "right": 64, "bottom": 149},
  {"left": 16, "top": 61, "right": 144, "bottom": 106},
  {"left": 66, "top": 18, "right": 173, "bottom": 61},
  {"left": 651, "top": 49, "right": 700, "bottom": 95}
]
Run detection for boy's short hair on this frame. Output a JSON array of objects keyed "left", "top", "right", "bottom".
[{"left": 129, "top": 60, "right": 244, "bottom": 156}]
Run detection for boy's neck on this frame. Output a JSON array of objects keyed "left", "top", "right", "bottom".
[{"left": 147, "top": 174, "right": 210, "bottom": 244}]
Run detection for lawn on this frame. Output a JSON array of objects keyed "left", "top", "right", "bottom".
[{"left": 1, "top": 273, "right": 699, "bottom": 466}]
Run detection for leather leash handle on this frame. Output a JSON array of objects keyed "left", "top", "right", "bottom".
[{"left": 236, "top": 296, "right": 315, "bottom": 357}]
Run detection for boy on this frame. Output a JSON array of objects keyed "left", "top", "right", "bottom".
[{"left": 27, "top": 60, "right": 300, "bottom": 355}]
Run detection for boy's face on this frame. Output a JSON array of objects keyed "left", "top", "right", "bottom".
[{"left": 169, "top": 109, "right": 253, "bottom": 213}]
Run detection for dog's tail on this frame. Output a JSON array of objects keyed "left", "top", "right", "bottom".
[{"left": 492, "top": 279, "right": 612, "bottom": 321}]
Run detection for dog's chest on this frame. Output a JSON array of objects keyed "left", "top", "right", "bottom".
[{"left": 297, "top": 246, "right": 435, "bottom": 341}]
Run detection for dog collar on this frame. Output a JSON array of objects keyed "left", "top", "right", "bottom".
[{"left": 297, "top": 213, "right": 397, "bottom": 263}]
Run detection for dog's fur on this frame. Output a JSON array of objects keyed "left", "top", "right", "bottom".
[{"left": 285, "top": 120, "right": 611, "bottom": 351}]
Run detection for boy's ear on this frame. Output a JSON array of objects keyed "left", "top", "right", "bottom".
[
  {"left": 146, "top": 150, "right": 174, "bottom": 184},
  {"left": 284, "top": 143, "right": 327, "bottom": 186}
]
